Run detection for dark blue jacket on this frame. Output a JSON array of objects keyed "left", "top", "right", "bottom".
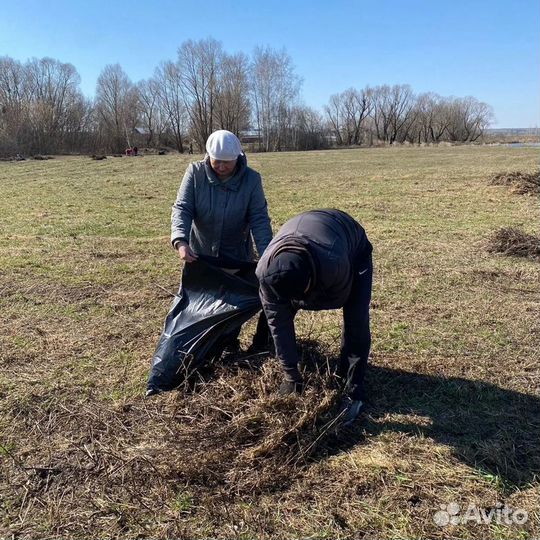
[{"left": 256, "top": 209, "right": 372, "bottom": 378}]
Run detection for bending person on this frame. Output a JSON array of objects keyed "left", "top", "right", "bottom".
[
  {"left": 256, "top": 209, "right": 373, "bottom": 425},
  {"left": 171, "top": 129, "right": 273, "bottom": 352}
]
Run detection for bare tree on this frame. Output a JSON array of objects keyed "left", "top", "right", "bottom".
[
  {"left": 372, "top": 85, "right": 391, "bottom": 142},
  {"left": 287, "top": 105, "right": 326, "bottom": 150},
  {"left": 445, "top": 96, "right": 494, "bottom": 142},
  {"left": 250, "top": 46, "right": 301, "bottom": 151},
  {"left": 63, "top": 94, "right": 95, "bottom": 152},
  {"left": 325, "top": 87, "right": 372, "bottom": 145},
  {"left": 405, "top": 93, "right": 450, "bottom": 144},
  {"left": 325, "top": 93, "right": 344, "bottom": 146},
  {"left": 372, "top": 84, "right": 417, "bottom": 144},
  {"left": 153, "top": 61, "right": 187, "bottom": 152},
  {"left": 95, "top": 64, "right": 138, "bottom": 153},
  {"left": 342, "top": 87, "right": 372, "bottom": 145},
  {"left": 26, "top": 58, "right": 84, "bottom": 153},
  {"left": 0, "top": 56, "right": 29, "bottom": 154},
  {"left": 214, "top": 52, "right": 251, "bottom": 135},
  {"left": 0, "top": 56, "right": 88, "bottom": 155},
  {"left": 137, "top": 78, "right": 162, "bottom": 147},
  {"left": 177, "top": 38, "right": 222, "bottom": 150}
]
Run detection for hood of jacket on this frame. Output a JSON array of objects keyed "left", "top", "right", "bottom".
[
  {"left": 203, "top": 152, "right": 248, "bottom": 191},
  {"left": 257, "top": 236, "right": 318, "bottom": 295}
]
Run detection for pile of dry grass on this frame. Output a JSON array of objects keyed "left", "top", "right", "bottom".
[
  {"left": 145, "top": 348, "right": 347, "bottom": 495},
  {"left": 487, "top": 227, "right": 540, "bottom": 260},
  {"left": 489, "top": 170, "right": 540, "bottom": 194},
  {"left": 1, "top": 343, "right": 357, "bottom": 537}
]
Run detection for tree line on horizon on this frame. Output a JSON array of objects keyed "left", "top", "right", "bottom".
[{"left": 0, "top": 38, "right": 494, "bottom": 156}]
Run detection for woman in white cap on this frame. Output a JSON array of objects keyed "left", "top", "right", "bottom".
[
  {"left": 170, "top": 129, "right": 273, "bottom": 352},
  {"left": 171, "top": 129, "right": 272, "bottom": 263}
]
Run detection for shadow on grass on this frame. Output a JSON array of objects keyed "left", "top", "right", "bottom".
[
  {"left": 169, "top": 337, "right": 538, "bottom": 494},
  {"left": 298, "top": 341, "right": 540, "bottom": 492}
]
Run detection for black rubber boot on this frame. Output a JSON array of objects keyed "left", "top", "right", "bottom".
[
  {"left": 248, "top": 312, "right": 273, "bottom": 354},
  {"left": 339, "top": 396, "right": 364, "bottom": 426}
]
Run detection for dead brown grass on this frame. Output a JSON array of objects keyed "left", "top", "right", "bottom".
[
  {"left": 3, "top": 340, "right": 538, "bottom": 538},
  {"left": 487, "top": 227, "right": 540, "bottom": 260},
  {"left": 490, "top": 170, "right": 540, "bottom": 195},
  {"left": 0, "top": 342, "right": 357, "bottom": 538}
]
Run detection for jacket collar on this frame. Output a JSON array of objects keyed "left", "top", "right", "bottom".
[{"left": 204, "top": 153, "right": 247, "bottom": 191}]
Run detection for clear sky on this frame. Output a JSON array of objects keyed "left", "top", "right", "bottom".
[{"left": 0, "top": 0, "right": 537, "bottom": 128}]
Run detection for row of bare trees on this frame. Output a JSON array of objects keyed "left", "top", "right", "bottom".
[
  {"left": 325, "top": 85, "right": 494, "bottom": 145},
  {"left": 130, "top": 42, "right": 305, "bottom": 154},
  {"left": 0, "top": 40, "right": 494, "bottom": 156},
  {"left": 0, "top": 56, "right": 93, "bottom": 155}
]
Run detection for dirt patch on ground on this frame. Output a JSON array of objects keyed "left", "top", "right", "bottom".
[
  {"left": 487, "top": 227, "right": 540, "bottom": 260},
  {"left": 490, "top": 170, "right": 540, "bottom": 194}
]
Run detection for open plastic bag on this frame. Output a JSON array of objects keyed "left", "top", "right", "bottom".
[{"left": 146, "top": 255, "right": 261, "bottom": 396}]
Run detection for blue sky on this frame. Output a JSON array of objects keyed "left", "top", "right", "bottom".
[{"left": 0, "top": 0, "right": 537, "bottom": 128}]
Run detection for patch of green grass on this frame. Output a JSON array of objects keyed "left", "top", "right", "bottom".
[
  {"left": 0, "top": 442, "right": 16, "bottom": 456},
  {"left": 173, "top": 491, "right": 194, "bottom": 513}
]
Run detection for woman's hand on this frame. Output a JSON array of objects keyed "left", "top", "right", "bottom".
[{"left": 176, "top": 241, "right": 198, "bottom": 263}]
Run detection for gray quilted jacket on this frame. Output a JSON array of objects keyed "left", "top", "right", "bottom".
[{"left": 171, "top": 154, "right": 272, "bottom": 261}]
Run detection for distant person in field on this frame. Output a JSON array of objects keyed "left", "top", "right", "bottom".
[
  {"left": 171, "top": 129, "right": 273, "bottom": 352},
  {"left": 256, "top": 209, "right": 373, "bottom": 426}
]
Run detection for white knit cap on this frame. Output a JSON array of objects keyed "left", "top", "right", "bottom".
[{"left": 205, "top": 130, "right": 242, "bottom": 161}]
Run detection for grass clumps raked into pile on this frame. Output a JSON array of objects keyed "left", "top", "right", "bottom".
[
  {"left": 487, "top": 227, "right": 540, "bottom": 260},
  {"left": 490, "top": 169, "right": 540, "bottom": 195},
  {"left": 147, "top": 343, "right": 347, "bottom": 494},
  {"left": 488, "top": 169, "right": 540, "bottom": 259}
]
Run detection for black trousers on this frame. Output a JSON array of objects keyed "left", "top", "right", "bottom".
[
  {"left": 222, "top": 264, "right": 271, "bottom": 351},
  {"left": 337, "top": 254, "right": 373, "bottom": 400}
]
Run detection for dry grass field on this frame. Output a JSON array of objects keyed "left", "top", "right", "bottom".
[{"left": 0, "top": 146, "right": 538, "bottom": 539}]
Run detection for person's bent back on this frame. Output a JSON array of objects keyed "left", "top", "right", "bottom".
[{"left": 256, "top": 209, "right": 373, "bottom": 426}]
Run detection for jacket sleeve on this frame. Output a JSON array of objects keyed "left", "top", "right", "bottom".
[
  {"left": 171, "top": 164, "right": 195, "bottom": 246},
  {"left": 247, "top": 173, "right": 273, "bottom": 257},
  {"left": 259, "top": 283, "right": 302, "bottom": 382}
]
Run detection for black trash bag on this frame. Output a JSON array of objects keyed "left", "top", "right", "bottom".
[{"left": 146, "top": 255, "right": 262, "bottom": 396}]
